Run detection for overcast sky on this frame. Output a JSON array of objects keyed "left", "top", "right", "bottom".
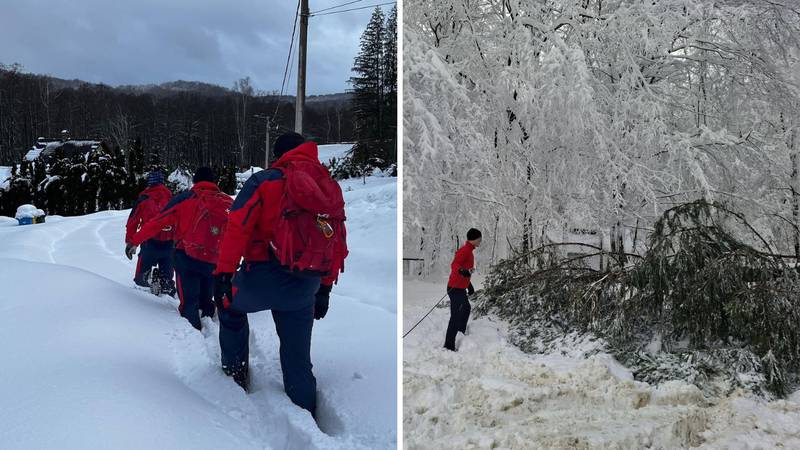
[{"left": 0, "top": 0, "right": 393, "bottom": 94}]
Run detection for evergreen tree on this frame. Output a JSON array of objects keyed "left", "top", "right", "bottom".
[
  {"left": 130, "top": 138, "right": 144, "bottom": 175},
  {"left": 383, "top": 6, "right": 398, "bottom": 163},
  {"left": 349, "top": 7, "right": 388, "bottom": 173}
]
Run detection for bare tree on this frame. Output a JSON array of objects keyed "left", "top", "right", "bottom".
[{"left": 233, "top": 77, "right": 254, "bottom": 167}]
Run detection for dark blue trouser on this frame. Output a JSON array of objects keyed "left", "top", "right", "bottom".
[
  {"left": 218, "top": 259, "right": 320, "bottom": 414},
  {"left": 444, "top": 288, "right": 470, "bottom": 351},
  {"left": 174, "top": 250, "right": 215, "bottom": 330},
  {"left": 134, "top": 239, "right": 174, "bottom": 286}
]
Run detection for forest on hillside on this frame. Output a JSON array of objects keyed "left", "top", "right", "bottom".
[{"left": 0, "top": 66, "right": 354, "bottom": 168}]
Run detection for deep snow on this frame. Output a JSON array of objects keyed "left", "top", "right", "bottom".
[
  {"left": 317, "top": 144, "right": 353, "bottom": 166},
  {"left": 403, "top": 278, "right": 800, "bottom": 449},
  {"left": 0, "top": 162, "right": 397, "bottom": 449}
]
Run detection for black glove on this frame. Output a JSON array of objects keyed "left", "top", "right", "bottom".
[
  {"left": 125, "top": 243, "right": 137, "bottom": 260},
  {"left": 214, "top": 273, "right": 233, "bottom": 310},
  {"left": 467, "top": 282, "right": 475, "bottom": 295},
  {"left": 314, "top": 284, "right": 332, "bottom": 320},
  {"left": 458, "top": 268, "right": 472, "bottom": 278}
]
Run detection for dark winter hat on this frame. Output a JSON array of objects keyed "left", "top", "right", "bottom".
[
  {"left": 146, "top": 171, "right": 164, "bottom": 186},
  {"left": 273, "top": 132, "right": 305, "bottom": 159},
  {"left": 193, "top": 166, "right": 216, "bottom": 184},
  {"left": 467, "top": 228, "right": 482, "bottom": 241}
]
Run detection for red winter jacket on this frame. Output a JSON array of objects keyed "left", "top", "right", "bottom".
[
  {"left": 131, "top": 182, "right": 226, "bottom": 251},
  {"left": 447, "top": 241, "right": 475, "bottom": 289},
  {"left": 125, "top": 184, "right": 174, "bottom": 244},
  {"left": 215, "top": 142, "right": 341, "bottom": 286}
]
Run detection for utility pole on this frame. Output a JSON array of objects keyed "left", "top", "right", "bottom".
[
  {"left": 295, "top": 0, "right": 309, "bottom": 134},
  {"left": 254, "top": 114, "right": 272, "bottom": 168}
]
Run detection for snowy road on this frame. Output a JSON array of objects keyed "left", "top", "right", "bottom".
[
  {"left": 0, "top": 171, "right": 397, "bottom": 449},
  {"left": 403, "top": 278, "right": 800, "bottom": 449}
]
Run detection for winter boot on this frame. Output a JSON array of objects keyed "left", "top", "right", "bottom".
[
  {"left": 160, "top": 277, "right": 176, "bottom": 297},
  {"left": 223, "top": 361, "right": 250, "bottom": 392},
  {"left": 148, "top": 268, "right": 163, "bottom": 296}
]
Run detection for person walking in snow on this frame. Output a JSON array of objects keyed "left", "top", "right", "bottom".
[
  {"left": 444, "top": 228, "right": 481, "bottom": 351},
  {"left": 212, "top": 132, "right": 348, "bottom": 416},
  {"left": 130, "top": 167, "right": 232, "bottom": 331},
  {"left": 125, "top": 171, "right": 175, "bottom": 295}
]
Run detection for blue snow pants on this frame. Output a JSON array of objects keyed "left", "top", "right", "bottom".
[
  {"left": 134, "top": 239, "right": 174, "bottom": 287},
  {"left": 174, "top": 249, "right": 215, "bottom": 330},
  {"left": 444, "top": 287, "right": 470, "bottom": 351},
  {"left": 218, "top": 259, "right": 321, "bottom": 414}
]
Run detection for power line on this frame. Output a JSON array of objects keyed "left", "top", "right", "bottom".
[
  {"left": 312, "top": 0, "right": 364, "bottom": 15},
  {"left": 310, "top": 1, "right": 395, "bottom": 17},
  {"left": 274, "top": 0, "right": 301, "bottom": 119}
]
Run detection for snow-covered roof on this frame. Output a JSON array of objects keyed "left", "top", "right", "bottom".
[
  {"left": 37, "top": 139, "right": 103, "bottom": 160},
  {"left": 0, "top": 166, "right": 11, "bottom": 190},
  {"left": 24, "top": 148, "right": 42, "bottom": 161},
  {"left": 168, "top": 168, "right": 193, "bottom": 191}
]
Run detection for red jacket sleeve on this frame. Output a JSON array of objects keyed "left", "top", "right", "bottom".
[
  {"left": 451, "top": 246, "right": 468, "bottom": 274},
  {"left": 131, "top": 205, "right": 178, "bottom": 246},
  {"left": 215, "top": 177, "right": 265, "bottom": 274},
  {"left": 125, "top": 196, "right": 146, "bottom": 244}
]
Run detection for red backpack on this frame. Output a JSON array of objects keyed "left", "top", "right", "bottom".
[
  {"left": 270, "top": 160, "right": 348, "bottom": 282},
  {"left": 182, "top": 190, "right": 233, "bottom": 264}
]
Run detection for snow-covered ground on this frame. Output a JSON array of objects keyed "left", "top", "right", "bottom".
[
  {"left": 403, "top": 278, "right": 800, "bottom": 449},
  {"left": 318, "top": 143, "right": 353, "bottom": 165},
  {"left": 0, "top": 174, "right": 397, "bottom": 449}
]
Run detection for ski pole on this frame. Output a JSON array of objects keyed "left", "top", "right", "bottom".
[{"left": 402, "top": 288, "right": 452, "bottom": 339}]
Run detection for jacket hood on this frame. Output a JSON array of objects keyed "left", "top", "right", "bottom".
[
  {"left": 142, "top": 183, "right": 171, "bottom": 197},
  {"left": 191, "top": 181, "right": 220, "bottom": 192},
  {"left": 274, "top": 141, "right": 319, "bottom": 166}
]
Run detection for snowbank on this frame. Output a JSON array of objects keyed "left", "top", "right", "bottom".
[
  {"left": 403, "top": 278, "right": 800, "bottom": 449},
  {"left": 0, "top": 174, "right": 397, "bottom": 449},
  {"left": 318, "top": 143, "right": 353, "bottom": 165},
  {"left": 236, "top": 167, "right": 263, "bottom": 186},
  {"left": 0, "top": 259, "right": 263, "bottom": 450}
]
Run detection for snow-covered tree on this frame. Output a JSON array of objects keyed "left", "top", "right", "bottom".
[{"left": 405, "top": 0, "right": 800, "bottom": 273}]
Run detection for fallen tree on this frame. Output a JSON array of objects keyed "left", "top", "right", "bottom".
[{"left": 477, "top": 200, "right": 800, "bottom": 397}]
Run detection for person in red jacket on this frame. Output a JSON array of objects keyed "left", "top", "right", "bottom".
[
  {"left": 130, "top": 167, "right": 232, "bottom": 331},
  {"left": 213, "top": 132, "right": 346, "bottom": 416},
  {"left": 444, "top": 228, "right": 482, "bottom": 351},
  {"left": 125, "top": 171, "right": 175, "bottom": 293}
]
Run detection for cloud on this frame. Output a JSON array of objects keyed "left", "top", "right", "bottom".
[{"left": 0, "top": 0, "right": 391, "bottom": 94}]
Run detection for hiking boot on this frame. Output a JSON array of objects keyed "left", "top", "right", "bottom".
[
  {"left": 147, "top": 268, "right": 162, "bottom": 295},
  {"left": 223, "top": 361, "right": 250, "bottom": 392},
  {"left": 161, "top": 278, "right": 176, "bottom": 297}
]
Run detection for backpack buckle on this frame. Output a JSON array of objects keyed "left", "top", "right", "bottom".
[{"left": 316, "top": 215, "right": 334, "bottom": 238}]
